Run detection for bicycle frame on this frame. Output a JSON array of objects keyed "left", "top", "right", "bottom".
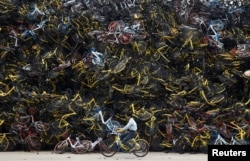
[
  {"left": 211, "top": 132, "right": 229, "bottom": 145},
  {"left": 63, "top": 135, "right": 82, "bottom": 149},
  {"left": 113, "top": 133, "right": 131, "bottom": 151},
  {"left": 86, "top": 137, "right": 103, "bottom": 151},
  {"left": 187, "top": 12, "right": 224, "bottom": 49},
  {"left": 95, "top": 110, "right": 120, "bottom": 135}
]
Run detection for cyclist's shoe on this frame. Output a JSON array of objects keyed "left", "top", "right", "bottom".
[{"left": 129, "top": 143, "right": 140, "bottom": 152}]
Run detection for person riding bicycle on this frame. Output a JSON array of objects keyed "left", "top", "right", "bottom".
[{"left": 117, "top": 112, "right": 140, "bottom": 152}]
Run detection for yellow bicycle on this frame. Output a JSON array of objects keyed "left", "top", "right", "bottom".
[{"left": 99, "top": 131, "right": 149, "bottom": 157}]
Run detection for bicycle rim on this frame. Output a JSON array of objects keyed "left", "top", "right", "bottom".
[
  {"left": 25, "top": 136, "right": 41, "bottom": 151},
  {"left": 54, "top": 141, "right": 68, "bottom": 154},
  {"left": 99, "top": 139, "right": 116, "bottom": 157},
  {"left": 133, "top": 139, "right": 149, "bottom": 157}
]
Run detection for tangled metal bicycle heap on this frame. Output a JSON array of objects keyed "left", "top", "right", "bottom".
[{"left": 1, "top": 0, "right": 250, "bottom": 152}]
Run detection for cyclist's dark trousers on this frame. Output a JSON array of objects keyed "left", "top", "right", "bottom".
[{"left": 120, "top": 131, "right": 136, "bottom": 149}]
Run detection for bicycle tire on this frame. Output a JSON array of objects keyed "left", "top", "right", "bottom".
[
  {"left": 54, "top": 140, "right": 68, "bottom": 154},
  {"left": 172, "top": 137, "right": 191, "bottom": 154},
  {"left": 99, "top": 139, "right": 116, "bottom": 157},
  {"left": 71, "top": 140, "right": 90, "bottom": 154},
  {"left": 25, "top": 135, "right": 41, "bottom": 151},
  {"left": 149, "top": 134, "right": 165, "bottom": 151},
  {"left": 7, "top": 137, "right": 16, "bottom": 151},
  {"left": 0, "top": 135, "right": 9, "bottom": 151},
  {"left": 133, "top": 139, "right": 149, "bottom": 157}
]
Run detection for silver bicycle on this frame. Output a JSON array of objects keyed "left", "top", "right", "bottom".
[{"left": 54, "top": 134, "right": 89, "bottom": 154}]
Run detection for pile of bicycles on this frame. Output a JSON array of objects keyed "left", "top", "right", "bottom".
[
  {"left": 0, "top": 112, "right": 50, "bottom": 151},
  {"left": 160, "top": 113, "right": 250, "bottom": 154},
  {"left": 88, "top": 20, "right": 147, "bottom": 44}
]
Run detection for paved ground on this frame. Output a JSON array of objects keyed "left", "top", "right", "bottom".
[{"left": 0, "top": 151, "right": 207, "bottom": 161}]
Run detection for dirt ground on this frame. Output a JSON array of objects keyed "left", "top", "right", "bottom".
[{"left": 0, "top": 151, "right": 207, "bottom": 161}]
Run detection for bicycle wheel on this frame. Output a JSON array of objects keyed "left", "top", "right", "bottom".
[
  {"left": 99, "top": 139, "right": 116, "bottom": 157},
  {"left": 7, "top": 137, "right": 16, "bottom": 151},
  {"left": 133, "top": 139, "right": 149, "bottom": 157},
  {"left": 0, "top": 135, "right": 9, "bottom": 151},
  {"left": 25, "top": 135, "right": 41, "bottom": 151},
  {"left": 200, "top": 143, "right": 208, "bottom": 154},
  {"left": 71, "top": 140, "right": 90, "bottom": 154},
  {"left": 149, "top": 134, "right": 165, "bottom": 151},
  {"left": 54, "top": 140, "right": 68, "bottom": 154},
  {"left": 172, "top": 137, "right": 191, "bottom": 154}
]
